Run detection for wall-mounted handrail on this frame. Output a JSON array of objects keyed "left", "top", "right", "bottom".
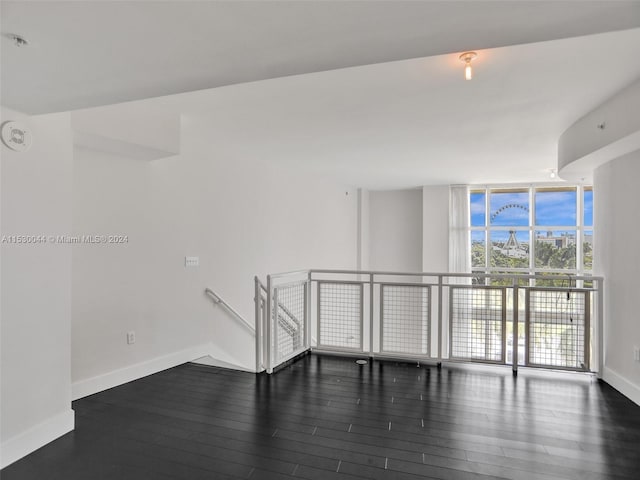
[{"left": 205, "top": 288, "right": 255, "bottom": 335}]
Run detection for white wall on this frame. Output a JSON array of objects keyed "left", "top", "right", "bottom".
[
  {"left": 1, "top": 108, "right": 74, "bottom": 467},
  {"left": 71, "top": 112, "right": 358, "bottom": 393},
  {"left": 422, "top": 185, "right": 450, "bottom": 272},
  {"left": 594, "top": 152, "right": 640, "bottom": 405},
  {"left": 356, "top": 188, "right": 370, "bottom": 270},
  {"left": 368, "top": 189, "right": 422, "bottom": 271},
  {"left": 558, "top": 79, "right": 640, "bottom": 182},
  {"left": 363, "top": 186, "right": 449, "bottom": 273}
]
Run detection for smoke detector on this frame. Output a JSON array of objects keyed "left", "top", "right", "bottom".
[{"left": 2, "top": 121, "right": 33, "bottom": 152}]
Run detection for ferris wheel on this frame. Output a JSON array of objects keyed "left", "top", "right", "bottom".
[
  {"left": 490, "top": 203, "right": 529, "bottom": 223},
  {"left": 490, "top": 203, "right": 530, "bottom": 257}
]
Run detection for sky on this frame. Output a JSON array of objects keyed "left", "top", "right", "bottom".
[{"left": 471, "top": 189, "right": 593, "bottom": 229}]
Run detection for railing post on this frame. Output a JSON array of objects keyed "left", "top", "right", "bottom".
[
  {"left": 272, "top": 286, "right": 279, "bottom": 369},
  {"left": 597, "top": 279, "right": 604, "bottom": 379},
  {"left": 369, "top": 273, "right": 374, "bottom": 356},
  {"left": 584, "top": 289, "right": 591, "bottom": 371},
  {"left": 254, "top": 277, "right": 262, "bottom": 373},
  {"left": 305, "top": 272, "right": 311, "bottom": 349},
  {"left": 266, "top": 275, "right": 273, "bottom": 374},
  {"left": 437, "top": 274, "right": 443, "bottom": 367},
  {"left": 316, "top": 281, "right": 321, "bottom": 350},
  {"left": 512, "top": 277, "right": 519, "bottom": 376}
]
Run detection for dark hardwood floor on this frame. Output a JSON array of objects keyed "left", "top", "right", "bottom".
[{"left": 3, "top": 354, "right": 640, "bottom": 480}]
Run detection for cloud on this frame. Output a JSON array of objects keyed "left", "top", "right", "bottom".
[
  {"left": 470, "top": 194, "right": 485, "bottom": 215},
  {"left": 473, "top": 189, "right": 589, "bottom": 228},
  {"left": 490, "top": 191, "right": 529, "bottom": 225},
  {"left": 535, "top": 191, "right": 576, "bottom": 225}
]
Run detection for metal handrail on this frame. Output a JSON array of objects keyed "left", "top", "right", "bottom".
[
  {"left": 255, "top": 278, "right": 302, "bottom": 324},
  {"left": 205, "top": 288, "right": 255, "bottom": 335},
  {"left": 309, "top": 269, "right": 603, "bottom": 282},
  {"left": 260, "top": 269, "right": 603, "bottom": 377},
  {"left": 277, "top": 302, "right": 302, "bottom": 329},
  {"left": 253, "top": 276, "right": 306, "bottom": 373},
  {"left": 256, "top": 278, "right": 268, "bottom": 294}
]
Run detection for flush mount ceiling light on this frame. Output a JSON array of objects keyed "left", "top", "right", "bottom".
[{"left": 459, "top": 51, "right": 477, "bottom": 80}]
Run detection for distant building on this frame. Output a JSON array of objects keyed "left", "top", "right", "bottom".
[{"left": 536, "top": 231, "right": 576, "bottom": 248}]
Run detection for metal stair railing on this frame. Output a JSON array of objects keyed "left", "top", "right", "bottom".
[
  {"left": 257, "top": 269, "right": 604, "bottom": 377},
  {"left": 276, "top": 302, "right": 302, "bottom": 348},
  {"left": 254, "top": 277, "right": 305, "bottom": 371},
  {"left": 206, "top": 282, "right": 305, "bottom": 373},
  {"left": 205, "top": 287, "right": 255, "bottom": 335}
]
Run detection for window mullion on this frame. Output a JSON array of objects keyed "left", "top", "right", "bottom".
[
  {"left": 485, "top": 187, "right": 490, "bottom": 272},
  {"left": 576, "top": 185, "right": 583, "bottom": 278},
  {"left": 530, "top": 186, "right": 535, "bottom": 276}
]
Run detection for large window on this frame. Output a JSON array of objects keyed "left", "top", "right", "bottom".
[{"left": 470, "top": 185, "right": 593, "bottom": 275}]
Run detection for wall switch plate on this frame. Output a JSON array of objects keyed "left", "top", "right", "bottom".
[
  {"left": 634, "top": 346, "right": 640, "bottom": 362},
  {"left": 185, "top": 256, "right": 199, "bottom": 267},
  {"left": 127, "top": 331, "right": 136, "bottom": 345}
]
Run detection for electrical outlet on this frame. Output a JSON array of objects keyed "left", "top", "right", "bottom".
[
  {"left": 127, "top": 331, "right": 136, "bottom": 345},
  {"left": 634, "top": 346, "right": 640, "bottom": 363},
  {"left": 185, "top": 256, "right": 199, "bottom": 267}
]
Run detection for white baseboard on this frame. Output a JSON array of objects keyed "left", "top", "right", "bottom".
[
  {"left": 195, "top": 341, "right": 255, "bottom": 373},
  {"left": 72, "top": 343, "right": 213, "bottom": 400},
  {"left": 603, "top": 366, "right": 640, "bottom": 406},
  {"left": 0, "top": 409, "right": 75, "bottom": 469},
  {"left": 191, "top": 355, "right": 254, "bottom": 372}
]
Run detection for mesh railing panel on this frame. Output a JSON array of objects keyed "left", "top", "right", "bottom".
[
  {"left": 527, "top": 289, "right": 587, "bottom": 369},
  {"left": 450, "top": 287, "right": 505, "bottom": 362},
  {"left": 381, "top": 285, "right": 430, "bottom": 355},
  {"left": 318, "top": 282, "right": 362, "bottom": 350},
  {"left": 273, "top": 282, "right": 305, "bottom": 362}
]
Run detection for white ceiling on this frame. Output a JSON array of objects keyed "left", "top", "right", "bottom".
[
  {"left": 170, "top": 28, "right": 640, "bottom": 188},
  {"left": 2, "top": 1, "right": 640, "bottom": 188},
  {"left": 2, "top": 0, "right": 640, "bottom": 114}
]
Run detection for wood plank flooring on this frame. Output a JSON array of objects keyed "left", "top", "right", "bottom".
[{"left": 3, "top": 354, "right": 640, "bottom": 480}]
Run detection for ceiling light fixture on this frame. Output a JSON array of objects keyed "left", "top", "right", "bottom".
[
  {"left": 549, "top": 169, "right": 557, "bottom": 179},
  {"left": 459, "top": 52, "right": 477, "bottom": 80}
]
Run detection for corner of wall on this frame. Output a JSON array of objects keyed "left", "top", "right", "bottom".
[
  {"left": 71, "top": 343, "right": 215, "bottom": 400},
  {"left": 603, "top": 367, "right": 640, "bottom": 407},
  {"left": 0, "top": 409, "right": 75, "bottom": 470},
  {"left": 1, "top": 107, "right": 74, "bottom": 469}
]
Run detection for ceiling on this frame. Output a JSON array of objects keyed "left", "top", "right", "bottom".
[
  {"left": 2, "top": 0, "right": 640, "bottom": 114},
  {"left": 170, "top": 27, "right": 640, "bottom": 188},
  {"left": 2, "top": 1, "right": 640, "bottom": 188}
]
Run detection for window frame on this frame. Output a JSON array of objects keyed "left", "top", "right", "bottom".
[{"left": 470, "top": 184, "right": 593, "bottom": 276}]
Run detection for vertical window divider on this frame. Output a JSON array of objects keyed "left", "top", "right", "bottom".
[
  {"left": 529, "top": 187, "right": 535, "bottom": 278},
  {"left": 485, "top": 188, "right": 490, "bottom": 273},
  {"left": 576, "top": 185, "right": 584, "bottom": 286}
]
